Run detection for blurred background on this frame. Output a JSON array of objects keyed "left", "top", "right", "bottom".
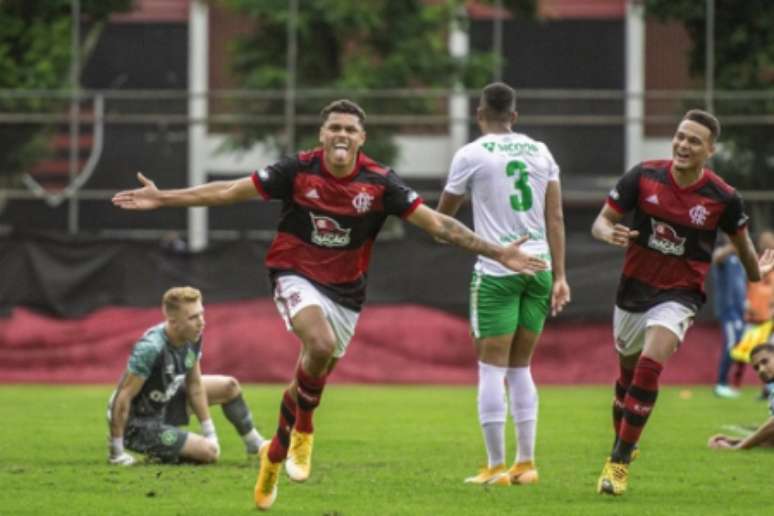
[{"left": 1, "top": 0, "right": 772, "bottom": 385}]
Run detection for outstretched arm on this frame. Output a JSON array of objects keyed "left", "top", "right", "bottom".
[
  {"left": 406, "top": 204, "right": 547, "bottom": 275},
  {"left": 591, "top": 204, "right": 639, "bottom": 248},
  {"left": 546, "top": 181, "right": 570, "bottom": 316},
  {"left": 709, "top": 416, "right": 774, "bottom": 450},
  {"left": 112, "top": 172, "right": 258, "bottom": 210}
]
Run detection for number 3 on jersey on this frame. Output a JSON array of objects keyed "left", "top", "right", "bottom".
[{"left": 505, "top": 160, "right": 533, "bottom": 211}]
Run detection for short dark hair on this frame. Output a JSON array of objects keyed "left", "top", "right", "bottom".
[
  {"left": 480, "top": 82, "right": 516, "bottom": 122},
  {"left": 750, "top": 343, "right": 774, "bottom": 360},
  {"left": 683, "top": 109, "right": 721, "bottom": 141},
  {"left": 320, "top": 99, "right": 366, "bottom": 127}
]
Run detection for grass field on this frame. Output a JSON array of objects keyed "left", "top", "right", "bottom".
[{"left": 0, "top": 384, "right": 770, "bottom": 515}]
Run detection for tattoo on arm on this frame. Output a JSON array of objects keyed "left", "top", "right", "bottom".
[{"left": 437, "top": 215, "right": 499, "bottom": 259}]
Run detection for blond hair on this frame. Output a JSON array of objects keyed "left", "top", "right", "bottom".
[{"left": 162, "top": 286, "right": 202, "bottom": 314}]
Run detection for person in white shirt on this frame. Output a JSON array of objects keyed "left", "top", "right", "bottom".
[{"left": 437, "top": 82, "right": 570, "bottom": 486}]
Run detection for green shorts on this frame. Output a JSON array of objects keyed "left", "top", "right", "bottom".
[
  {"left": 124, "top": 417, "right": 188, "bottom": 463},
  {"left": 124, "top": 391, "right": 190, "bottom": 463},
  {"left": 470, "top": 270, "right": 553, "bottom": 338}
]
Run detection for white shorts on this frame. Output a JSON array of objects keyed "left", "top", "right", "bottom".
[
  {"left": 273, "top": 274, "right": 359, "bottom": 358},
  {"left": 613, "top": 302, "right": 695, "bottom": 357}
]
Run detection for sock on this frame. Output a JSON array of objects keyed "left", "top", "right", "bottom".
[
  {"left": 222, "top": 394, "right": 256, "bottom": 436},
  {"left": 612, "top": 365, "right": 635, "bottom": 447},
  {"left": 506, "top": 366, "right": 538, "bottom": 464},
  {"left": 295, "top": 365, "right": 327, "bottom": 434},
  {"left": 731, "top": 361, "right": 745, "bottom": 388},
  {"left": 477, "top": 361, "right": 507, "bottom": 467},
  {"left": 267, "top": 389, "right": 297, "bottom": 463},
  {"left": 612, "top": 356, "right": 663, "bottom": 463},
  {"left": 242, "top": 428, "right": 264, "bottom": 454}
]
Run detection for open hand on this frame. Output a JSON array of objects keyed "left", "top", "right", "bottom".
[
  {"left": 498, "top": 236, "right": 549, "bottom": 276},
  {"left": 112, "top": 172, "right": 162, "bottom": 210},
  {"left": 758, "top": 248, "right": 774, "bottom": 276}
]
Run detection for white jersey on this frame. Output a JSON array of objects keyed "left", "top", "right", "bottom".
[{"left": 445, "top": 132, "right": 560, "bottom": 276}]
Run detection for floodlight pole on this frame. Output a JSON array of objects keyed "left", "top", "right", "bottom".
[
  {"left": 68, "top": 0, "right": 80, "bottom": 234},
  {"left": 448, "top": 6, "right": 470, "bottom": 158},
  {"left": 188, "top": 0, "right": 209, "bottom": 251},
  {"left": 285, "top": 0, "right": 298, "bottom": 155},
  {"left": 705, "top": 0, "right": 715, "bottom": 113},
  {"left": 624, "top": 0, "right": 645, "bottom": 171}
]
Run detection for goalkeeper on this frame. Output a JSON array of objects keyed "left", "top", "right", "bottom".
[
  {"left": 708, "top": 343, "right": 774, "bottom": 450},
  {"left": 107, "top": 286, "right": 264, "bottom": 465}
]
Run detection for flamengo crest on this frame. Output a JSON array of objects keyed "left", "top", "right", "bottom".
[
  {"left": 689, "top": 204, "right": 709, "bottom": 226},
  {"left": 352, "top": 191, "right": 374, "bottom": 214}
]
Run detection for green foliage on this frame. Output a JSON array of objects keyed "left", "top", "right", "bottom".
[
  {"left": 645, "top": 0, "right": 774, "bottom": 190},
  {"left": 0, "top": 0, "right": 132, "bottom": 180},
  {"left": 1, "top": 384, "right": 772, "bottom": 515},
  {"left": 220, "top": 0, "right": 535, "bottom": 164}
]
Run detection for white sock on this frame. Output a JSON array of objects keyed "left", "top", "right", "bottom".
[
  {"left": 478, "top": 361, "right": 507, "bottom": 467},
  {"left": 506, "top": 366, "right": 538, "bottom": 464},
  {"left": 242, "top": 428, "right": 264, "bottom": 453}
]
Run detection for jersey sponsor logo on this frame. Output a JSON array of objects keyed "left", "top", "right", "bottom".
[
  {"left": 310, "top": 212, "right": 351, "bottom": 247},
  {"left": 352, "top": 191, "right": 374, "bottom": 214},
  {"left": 689, "top": 204, "right": 709, "bottom": 226},
  {"left": 149, "top": 374, "right": 185, "bottom": 403},
  {"left": 483, "top": 141, "right": 539, "bottom": 156},
  {"left": 648, "top": 219, "right": 686, "bottom": 256},
  {"left": 482, "top": 142, "right": 496, "bottom": 153},
  {"left": 645, "top": 194, "right": 659, "bottom": 205},
  {"left": 305, "top": 188, "right": 320, "bottom": 200}
]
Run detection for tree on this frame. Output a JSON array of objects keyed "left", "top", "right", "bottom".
[
  {"left": 0, "top": 0, "right": 132, "bottom": 183},
  {"left": 645, "top": 0, "right": 774, "bottom": 191},
  {"left": 220, "top": 0, "right": 536, "bottom": 164}
]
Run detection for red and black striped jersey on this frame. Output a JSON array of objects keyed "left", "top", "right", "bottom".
[
  {"left": 607, "top": 160, "right": 748, "bottom": 312},
  {"left": 252, "top": 148, "right": 423, "bottom": 311}
]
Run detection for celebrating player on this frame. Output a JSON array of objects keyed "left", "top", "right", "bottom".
[
  {"left": 591, "top": 109, "right": 774, "bottom": 495},
  {"left": 112, "top": 99, "right": 547, "bottom": 510},
  {"left": 107, "top": 286, "right": 264, "bottom": 465},
  {"left": 437, "top": 82, "right": 570, "bottom": 486}
]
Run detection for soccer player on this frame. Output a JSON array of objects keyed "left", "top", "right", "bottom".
[
  {"left": 708, "top": 343, "right": 774, "bottom": 449},
  {"left": 107, "top": 286, "right": 264, "bottom": 465},
  {"left": 591, "top": 109, "right": 774, "bottom": 495},
  {"left": 710, "top": 236, "right": 747, "bottom": 398},
  {"left": 112, "top": 99, "right": 547, "bottom": 510},
  {"left": 436, "top": 82, "right": 570, "bottom": 486}
]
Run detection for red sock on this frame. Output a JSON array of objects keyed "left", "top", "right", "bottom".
[
  {"left": 268, "top": 389, "right": 297, "bottom": 463},
  {"left": 295, "top": 365, "right": 327, "bottom": 434},
  {"left": 613, "top": 356, "right": 663, "bottom": 462}
]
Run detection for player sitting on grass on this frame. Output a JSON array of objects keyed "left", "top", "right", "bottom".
[
  {"left": 107, "top": 286, "right": 264, "bottom": 465},
  {"left": 708, "top": 343, "right": 774, "bottom": 450}
]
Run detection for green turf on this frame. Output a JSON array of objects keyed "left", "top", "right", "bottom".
[{"left": 0, "top": 384, "right": 769, "bottom": 515}]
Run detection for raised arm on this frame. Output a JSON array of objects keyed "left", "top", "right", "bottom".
[
  {"left": 546, "top": 181, "right": 570, "bottom": 315},
  {"left": 406, "top": 204, "right": 547, "bottom": 275},
  {"left": 727, "top": 229, "right": 774, "bottom": 282},
  {"left": 112, "top": 172, "right": 259, "bottom": 210},
  {"left": 591, "top": 204, "right": 639, "bottom": 248},
  {"left": 108, "top": 372, "right": 145, "bottom": 465}
]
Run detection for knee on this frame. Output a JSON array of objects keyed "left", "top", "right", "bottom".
[
  {"left": 201, "top": 441, "right": 220, "bottom": 464},
  {"left": 225, "top": 376, "right": 241, "bottom": 400},
  {"left": 305, "top": 334, "right": 337, "bottom": 362}
]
